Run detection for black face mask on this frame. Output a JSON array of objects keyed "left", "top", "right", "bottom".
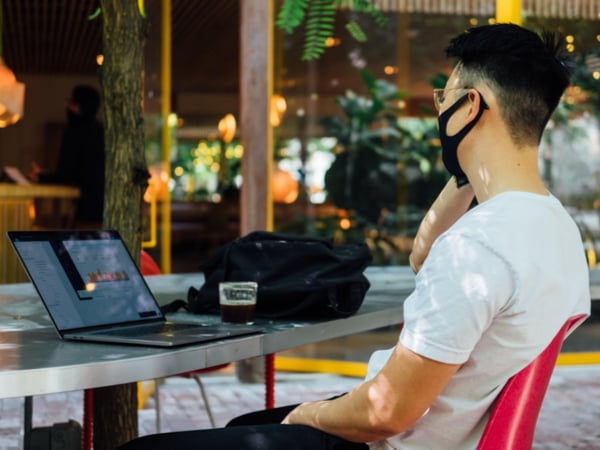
[
  {"left": 438, "top": 92, "right": 488, "bottom": 187},
  {"left": 66, "top": 109, "right": 82, "bottom": 126}
]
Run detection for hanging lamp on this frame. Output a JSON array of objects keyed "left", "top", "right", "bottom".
[{"left": 0, "top": 0, "right": 25, "bottom": 128}]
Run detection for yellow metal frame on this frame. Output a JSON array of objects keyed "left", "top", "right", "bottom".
[
  {"left": 266, "top": 0, "right": 275, "bottom": 231},
  {"left": 275, "top": 356, "right": 368, "bottom": 378},
  {"left": 137, "top": 380, "right": 156, "bottom": 409},
  {"left": 275, "top": 351, "right": 600, "bottom": 379},
  {"left": 141, "top": 181, "right": 157, "bottom": 248},
  {"left": 496, "top": 0, "right": 522, "bottom": 24},
  {"left": 160, "top": 0, "right": 172, "bottom": 273},
  {"left": 557, "top": 352, "right": 600, "bottom": 366}
]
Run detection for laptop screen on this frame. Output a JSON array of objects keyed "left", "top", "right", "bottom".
[{"left": 8, "top": 230, "right": 164, "bottom": 332}]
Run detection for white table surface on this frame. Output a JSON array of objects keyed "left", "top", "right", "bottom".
[{"left": 0, "top": 266, "right": 415, "bottom": 399}]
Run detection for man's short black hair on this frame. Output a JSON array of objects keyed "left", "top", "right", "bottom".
[
  {"left": 72, "top": 85, "right": 101, "bottom": 118},
  {"left": 445, "top": 23, "right": 571, "bottom": 145}
]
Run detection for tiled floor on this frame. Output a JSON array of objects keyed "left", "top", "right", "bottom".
[{"left": 1, "top": 364, "right": 599, "bottom": 449}]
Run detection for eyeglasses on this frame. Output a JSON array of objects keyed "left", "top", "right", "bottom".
[{"left": 432, "top": 87, "right": 469, "bottom": 112}]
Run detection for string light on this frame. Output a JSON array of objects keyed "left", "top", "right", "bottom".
[{"left": 0, "top": 0, "right": 25, "bottom": 128}]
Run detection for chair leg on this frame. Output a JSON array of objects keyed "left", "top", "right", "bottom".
[
  {"left": 154, "top": 379, "right": 162, "bottom": 432},
  {"left": 23, "top": 396, "right": 32, "bottom": 450},
  {"left": 190, "top": 374, "right": 216, "bottom": 428}
]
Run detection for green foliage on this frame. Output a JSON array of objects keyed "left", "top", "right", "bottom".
[
  {"left": 275, "top": 0, "right": 309, "bottom": 34},
  {"left": 276, "top": 0, "right": 388, "bottom": 60},
  {"left": 427, "top": 72, "right": 449, "bottom": 89},
  {"left": 318, "top": 70, "right": 447, "bottom": 264},
  {"left": 345, "top": 21, "right": 367, "bottom": 43},
  {"left": 321, "top": 71, "right": 402, "bottom": 226},
  {"left": 88, "top": 8, "right": 102, "bottom": 20},
  {"left": 303, "top": 0, "right": 336, "bottom": 60},
  {"left": 342, "top": 0, "right": 387, "bottom": 27},
  {"left": 570, "top": 49, "right": 600, "bottom": 120}
]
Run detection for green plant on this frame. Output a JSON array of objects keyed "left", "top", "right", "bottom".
[
  {"left": 570, "top": 49, "right": 600, "bottom": 120},
  {"left": 319, "top": 70, "right": 448, "bottom": 265},
  {"left": 322, "top": 70, "right": 404, "bottom": 223},
  {"left": 276, "top": 0, "right": 387, "bottom": 60}
]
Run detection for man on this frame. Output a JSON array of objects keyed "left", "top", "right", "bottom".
[
  {"left": 30, "top": 85, "right": 105, "bottom": 228},
  {"left": 119, "top": 23, "right": 590, "bottom": 450}
]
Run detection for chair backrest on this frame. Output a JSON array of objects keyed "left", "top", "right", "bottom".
[
  {"left": 140, "top": 250, "right": 162, "bottom": 275},
  {"left": 477, "top": 313, "right": 587, "bottom": 450}
]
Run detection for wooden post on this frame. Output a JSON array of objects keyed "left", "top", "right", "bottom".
[{"left": 240, "top": 0, "right": 274, "bottom": 233}]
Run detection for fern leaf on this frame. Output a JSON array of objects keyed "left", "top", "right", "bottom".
[
  {"left": 370, "top": 9, "right": 388, "bottom": 27},
  {"left": 276, "top": 0, "right": 310, "bottom": 34},
  {"left": 344, "top": 0, "right": 388, "bottom": 27},
  {"left": 88, "top": 7, "right": 102, "bottom": 20},
  {"left": 280, "top": 0, "right": 388, "bottom": 60},
  {"left": 302, "top": 0, "right": 336, "bottom": 61},
  {"left": 345, "top": 21, "right": 367, "bottom": 42}
]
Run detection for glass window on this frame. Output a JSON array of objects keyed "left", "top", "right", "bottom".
[{"left": 273, "top": 8, "right": 600, "bottom": 266}]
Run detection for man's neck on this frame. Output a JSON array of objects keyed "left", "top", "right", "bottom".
[{"left": 467, "top": 144, "right": 547, "bottom": 203}]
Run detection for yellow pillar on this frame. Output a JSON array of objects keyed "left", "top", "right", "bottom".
[
  {"left": 160, "top": 0, "right": 172, "bottom": 273},
  {"left": 496, "top": 0, "right": 522, "bottom": 24}
]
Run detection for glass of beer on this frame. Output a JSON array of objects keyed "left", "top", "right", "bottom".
[{"left": 218, "top": 281, "right": 258, "bottom": 324}]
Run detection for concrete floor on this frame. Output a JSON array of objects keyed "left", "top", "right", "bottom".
[{"left": 0, "top": 364, "right": 599, "bottom": 450}]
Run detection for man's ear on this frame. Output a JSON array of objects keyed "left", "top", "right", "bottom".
[{"left": 465, "top": 90, "right": 484, "bottom": 124}]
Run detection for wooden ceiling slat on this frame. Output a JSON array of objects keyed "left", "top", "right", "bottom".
[
  {"left": 59, "top": 1, "right": 89, "bottom": 72},
  {"left": 63, "top": 2, "right": 99, "bottom": 73},
  {"left": 4, "top": 1, "right": 24, "bottom": 70},
  {"left": 53, "top": 0, "right": 67, "bottom": 71},
  {"left": 1, "top": 0, "right": 22, "bottom": 67},
  {"left": 173, "top": 0, "right": 235, "bottom": 46},
  {"left": 373, "top": 0, "right": 600, "bottom": 18},
  {"left": 35, "top": 0, "right": 52, "bottom": 71},
  {"left": 0, "top": 0, "right": 596, "bottom": 100},
  {"left": 40, "top": 0, "right": 54, "bottom": 71}
]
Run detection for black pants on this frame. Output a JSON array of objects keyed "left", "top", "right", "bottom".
[{"left": 118, "top": 401, "right": 369, "bottom": 450}]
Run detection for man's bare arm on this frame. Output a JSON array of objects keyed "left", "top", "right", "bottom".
[
  {"left": 282, "top": 344, "right": 460, "bottom": 443},
  {"left": 409, "top": 177, "right": 474, "bottom": 273}
]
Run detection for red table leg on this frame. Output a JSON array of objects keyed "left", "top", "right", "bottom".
[
  {"left": 265, "top": 353, "right": 275, "bottom": 409},
  {"left": 83, "top": 389, "right": 93, "bottom": 450}
]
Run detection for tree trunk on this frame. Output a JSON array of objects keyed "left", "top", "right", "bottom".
[{"left": 94, "top": 2, "right": 147, "bottom": 449}]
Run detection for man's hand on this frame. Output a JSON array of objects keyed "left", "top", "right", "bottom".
[
  {"left": 27, "top": 161, "right": 42, "bottom": 182},
  {"left": 281, "top": 400, "right": 327, "bottom": 425}
]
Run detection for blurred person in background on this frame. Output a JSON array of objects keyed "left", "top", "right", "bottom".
[{"left": 29, "top": 84, "right": 104, "bottom": 228}]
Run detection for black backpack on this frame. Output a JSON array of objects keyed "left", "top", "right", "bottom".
[{"left": 183, "top": 231, "right": 372, "bottom": 320}]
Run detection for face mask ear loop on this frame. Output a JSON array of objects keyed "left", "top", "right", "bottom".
[
  {"left": 444, "top": 92, "right": 488, "bottom": 143},
  {"left": 475, "top": 90, "right": 490, "bottom": 112}
]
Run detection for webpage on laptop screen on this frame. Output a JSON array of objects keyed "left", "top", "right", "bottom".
[{"left": 13, "top": 238, "right": 161, "bottom": 331}]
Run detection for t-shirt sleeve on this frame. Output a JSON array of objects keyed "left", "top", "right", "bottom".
[{"left": 400, "top": 233, "right": 516, "bottom": 365}]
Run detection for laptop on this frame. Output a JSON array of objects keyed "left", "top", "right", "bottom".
[{"left": 7, "top": 229, "right": 263, "bottom": 347}]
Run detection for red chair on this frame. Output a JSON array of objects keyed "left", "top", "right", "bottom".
[
  {"left": 140, "top": 249, "right": 162, "bottom": 276},
  {"left": 477, "top": 313, "right": 587, "bottom": 450}
]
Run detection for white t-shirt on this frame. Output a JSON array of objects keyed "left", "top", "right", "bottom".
[{"left": 367, "top": 192, "right": 590, "bottom": 450}]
